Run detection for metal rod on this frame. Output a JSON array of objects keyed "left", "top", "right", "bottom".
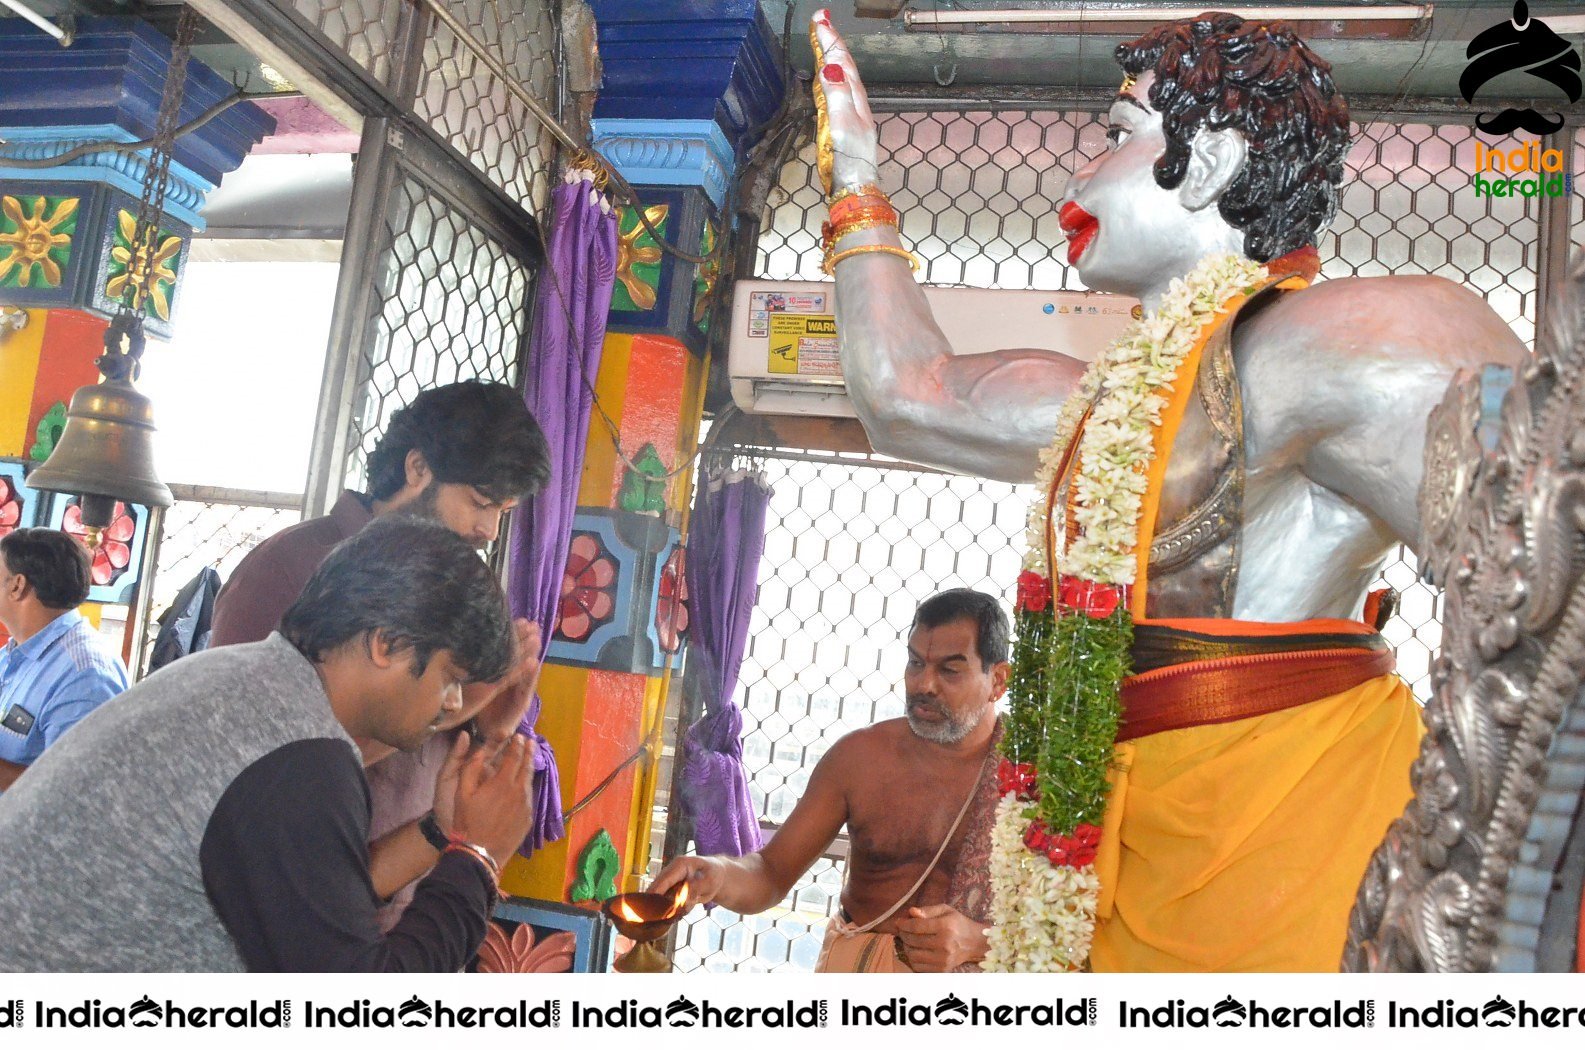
[
  {"left": 1533, "top": 127, "right": 1573, "bottom": 349},
  {"left": 403, "top": 0, "right": 712, "bottom": 264},
  {"left": 164, "top": 484, "right": 304, "bottom": 510},
  {"left": 127, "top": 505, "right": 165, "bottom": 682},
  {"left": 702, "top": 443, "right": 960, "bottom": 475},
  {"left": 300, "top": 117, "right": 395, "bottom": 519},
  {"left": 406, "top": 0, "right": 582, "bottom": 154},
  {"left": 905, "top": 4, "right": 1434, "bottom": 26},
  {"left": 0, "top": 0, "right": 69, "bottom": 44}
]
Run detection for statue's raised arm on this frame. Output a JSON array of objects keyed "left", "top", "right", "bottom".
[
  {"left": 811, "top": 12, "right": 1086, "bottom": 483},
  {"left": 813, "top": 10, "right": 1525, "bottom": 620}
]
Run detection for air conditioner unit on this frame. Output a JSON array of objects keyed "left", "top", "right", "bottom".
[{"left": 728, "top": 279, "right": 1137, "bottom": 418}]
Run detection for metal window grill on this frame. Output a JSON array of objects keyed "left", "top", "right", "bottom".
[
  {"left": 136, "top": 486, "right": 303, "bottom": 674},
  {"left": 673, "top": 103, "right": 1552, "bottom": 972},
  {"left": 282, "top": 0, "right": 402, "bottom": 88},
  {"left": 670, "top": 449, "right": 1030, "bottom": 973},
  {"left": 131, "top": 1, "right": 555, "bottom": 664},
  {"left": 276, "top": 0, "right": 560, "bottom": 217},
  {"left": 413, "top": 0, "right": 561, "bottom": 218},
  {"left": 758, "top": 110, "right": 1109, "bottom": 288},
  {"left": 342, "top": 169, "right": 533, "bottom": 492}
]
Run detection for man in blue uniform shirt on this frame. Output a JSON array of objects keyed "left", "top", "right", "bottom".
[{"left": 0, "top": 527, "right": 129, "bottom": 790}]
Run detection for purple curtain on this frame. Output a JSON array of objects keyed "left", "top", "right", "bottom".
[
  {"left": 507, "top": 173, "right": 618, "bottom": 855},
  {"left": 680, "top": 467, "right": 771, "bottom": 857}
]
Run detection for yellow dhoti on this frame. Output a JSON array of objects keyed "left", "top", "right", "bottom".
[{"left": 1090, "top": 668, "right": 1421, "bottom": 972}]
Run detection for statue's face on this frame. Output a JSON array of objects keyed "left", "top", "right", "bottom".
[{"left": 1060, "top": 71, "right": 1241, "bottom": 298}]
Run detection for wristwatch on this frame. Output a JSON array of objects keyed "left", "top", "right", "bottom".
[{"left": 418, "top": 809, "right": 452, "bottom": 852}]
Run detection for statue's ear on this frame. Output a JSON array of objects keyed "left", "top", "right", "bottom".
[{"left": 1180, "top": 127, "right": 1248, "bottom": 211}]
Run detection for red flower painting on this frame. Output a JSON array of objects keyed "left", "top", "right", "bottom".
[
  {"left": 556, "top": 532, "right": 617, "bottom": 643},
  {"left": 0, "top": 477, "right": 21, "bottom": 539},
  {"left": 62, "top": 500, "right": 135, "bottom": 587},
  {"left": 655, "top": 545, "right": 689, "bottom": 654}
]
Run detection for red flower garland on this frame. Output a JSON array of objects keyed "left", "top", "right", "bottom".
[
  {"left": 1022, "top": 819, "right": 1103, "bottom": 869},
  {"left": 1015, "top": 571, "right": 1050, "bottom": 613},
  {"left": 1056, "top": 574, "right": 1131, "bottom": 619}
]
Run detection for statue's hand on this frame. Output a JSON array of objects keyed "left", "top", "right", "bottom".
[{"left": 811, "top": 11, "right": 880, "bottom": 195}]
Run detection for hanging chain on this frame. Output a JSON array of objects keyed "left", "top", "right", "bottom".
[
  {"left": 124, "top": 6, "right": 200, "bottom": 317},
  {"left": 101, "top": 6, "right": 201, "bottom": 381}
]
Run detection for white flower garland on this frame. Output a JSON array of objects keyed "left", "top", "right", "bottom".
[
  {"left": 984, "top": 795, "right": 1100, "bottom": 972},
  {"left": 991, "top": 252, "right": 1267, "bottom": 972},
  {"left": 1025, "top": 253, "right": 1267, "bottom": 582}
]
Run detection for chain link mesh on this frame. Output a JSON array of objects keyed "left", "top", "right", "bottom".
[
  {"left": 414, "top": 0, "right": 560, "bottom": 218},
  {"left": 671, "top": 451, "right": 1027, "bottom": 972},
  {"left": 342, "top": 169, "right": 531, "bottom": 492},
  {"left": 676, "top": 103, "right": 1544, "bottom": 972},
  {"left": 280, "top": 0, "right": 559, "bottom": 217},
  {"left": 283, "top": 0, "right": 404, "bottom": 91},
  {"left": 138, "top": 492, "right": 303, "bottom": 673}
]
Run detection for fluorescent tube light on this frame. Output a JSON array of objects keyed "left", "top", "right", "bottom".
[
  {"left": 0, "top": 0, "right": 70, "bottom": 44},
  {"left": 905, "top": 4, "right": 1434, "bottom": 29}
]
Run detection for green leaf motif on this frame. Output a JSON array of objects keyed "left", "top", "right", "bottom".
[
  {"left": 618, "top": 443, "right": 668, "bottom": 514},
  {"left": 29, "top": 401, "right": 68, "bottom": 461},
  {"left": 569, "top": 828, "right": 621, "bottom": 903}
]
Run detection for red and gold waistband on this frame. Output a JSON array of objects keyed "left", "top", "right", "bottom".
[{"left": 1117, "top": 616, "right": 1396, "bottom": 743}]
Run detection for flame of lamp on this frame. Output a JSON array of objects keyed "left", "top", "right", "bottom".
[{"left": 602, "top": 892, "right": 685, "bottom": 973}]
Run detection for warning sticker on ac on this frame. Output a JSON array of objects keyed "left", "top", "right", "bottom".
[{"left": 767, "top": 314, "right": 839, "bottom": 376}]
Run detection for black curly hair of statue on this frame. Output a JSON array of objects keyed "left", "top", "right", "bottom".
[{"left": 1115, "top": 12, "right": 1352, "bottom": 262}]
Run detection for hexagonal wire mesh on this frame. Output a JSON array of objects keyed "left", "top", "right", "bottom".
[
  {"left": 413, "top": 0, "right": 560, "bottom": 217},
  {"left": 282, "top": 0, "right": 559, "bottom": 217},
  {"left": 670, "top": 449, "right": 1028, "bottom": 973},
  {"left": 283, "top": 0, "right": 403, "bottom": 88},
  {"left": 341, "top": 168, "right": 532, "bottom": 493},
  {"left": 673, "top": 105, "right": 1549, "bottom": 971},
  {"left": 137, "top": 488, "right": 303, "bottom": 674}
]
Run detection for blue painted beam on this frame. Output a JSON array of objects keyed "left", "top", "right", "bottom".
[
  {"left": 0, "top": 17, "right": 274, "bottom": 187},
  {"left": 589, "top": 0, "right": 785, "bottom": 161}
]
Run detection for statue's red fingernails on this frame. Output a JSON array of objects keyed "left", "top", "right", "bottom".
[
  {"left": 823, "top": 63, "right": 845, "bottom": 83},
  {"left": 815, "top": 8, "right": 831, "bottom": 25}
]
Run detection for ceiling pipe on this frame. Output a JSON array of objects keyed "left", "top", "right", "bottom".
[{"left": 0, "top": 0, "right": 71, "bottom": 45}]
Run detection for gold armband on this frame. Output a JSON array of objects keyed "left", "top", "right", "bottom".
[
  {"left": 822, "top": 243, "right": 921, "bottom": 275},
  {"left": 829, "top": 183, "right": 887, "bottom": 204}
]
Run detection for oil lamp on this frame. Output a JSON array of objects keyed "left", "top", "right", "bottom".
[{"left": 601, "top": 881, "right": 689, "bottom": 973}]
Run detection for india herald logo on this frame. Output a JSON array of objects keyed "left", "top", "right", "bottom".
[
  {"left": 1462, "top": 1, "right": 1582, "bottom": 136},
  {"left": 128, "top": 996, "right": 161, "bottom": 1028},
  {"left": 397, "top": 996, "right": 432, "bottom": 1027}
]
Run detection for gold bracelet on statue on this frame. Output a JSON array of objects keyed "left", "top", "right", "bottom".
[
  {"left": 823, "top": 243, "right": 921, "bottom": 275},
  {"left": 823, "top": 216, "right": 899, "bottom": 251},
  {"left": 828, "top": 194, "right": 897, "bottom": 229},
  {"left": 829, "top": 183, "right": 887, "bottom": 205}
]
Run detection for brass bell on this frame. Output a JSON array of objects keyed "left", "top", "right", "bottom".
[{"left": 27, "top": 377, "right": 173, "bottom": 538}]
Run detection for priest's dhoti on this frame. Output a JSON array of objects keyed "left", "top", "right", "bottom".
[{"left": 815, "top": 923, "right": 914, "bottom": 973}]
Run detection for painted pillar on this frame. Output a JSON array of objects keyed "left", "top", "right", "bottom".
[
  {"left": 0, "top": 18, "right": 272, "bottom": 651},
  {"left": 500, "top": 0, "right": 782, "bottom": 905}
]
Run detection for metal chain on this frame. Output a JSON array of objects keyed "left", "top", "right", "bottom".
[{"left": 121, "top": 6, "right": 201, "bottom": 322}]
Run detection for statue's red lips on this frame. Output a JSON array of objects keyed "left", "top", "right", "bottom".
[{"left": 1059, "top": 202, "right": 1098, "bottom": 266}]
